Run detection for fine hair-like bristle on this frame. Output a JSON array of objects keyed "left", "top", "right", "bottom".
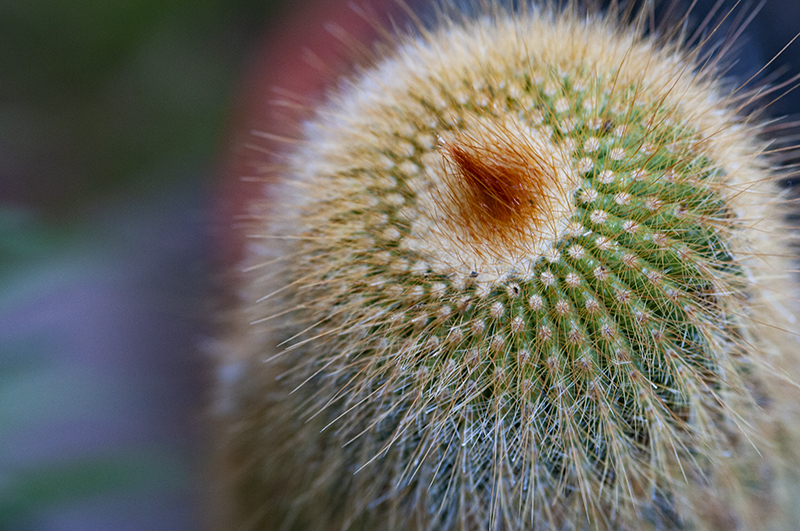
[{"left": 211, "top": 1, "right": 800, "bottom": 530}]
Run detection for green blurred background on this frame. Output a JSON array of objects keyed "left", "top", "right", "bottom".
[
  {"left": 0, "top": 0, "right": 285, "bottom": 529},
  {"left": 0, "top": 0, "right": 797, "bottom": 530},
  {"left": 0, "top": 0, "right": 281, "bottom": 211}
]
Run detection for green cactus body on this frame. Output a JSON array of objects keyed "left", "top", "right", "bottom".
[{"left": 216, "top": 4, "right": 800, "bottom": 530}]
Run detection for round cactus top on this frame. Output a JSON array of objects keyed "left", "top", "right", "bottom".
[{"left": 230, "top": 6, "right": 800, "bottom": 531}]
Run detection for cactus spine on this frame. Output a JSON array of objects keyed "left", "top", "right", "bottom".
[{"left": 215, "top": 2, "right": 800, "bottom": 530}]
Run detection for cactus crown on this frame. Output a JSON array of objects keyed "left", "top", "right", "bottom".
[{"left": 221, "top": 2, "right": 800, "bottom": 530}]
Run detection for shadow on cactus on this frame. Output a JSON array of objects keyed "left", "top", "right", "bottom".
[{"left": 214, "top": 1, "right": 800, "bottom": 530}]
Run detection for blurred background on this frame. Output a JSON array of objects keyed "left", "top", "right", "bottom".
[
  {"left": 0, "top": 1, "right": 289, "bottom": 529},
  {"left": 0, "top": 0, "right": 797, "bottom": 530}
]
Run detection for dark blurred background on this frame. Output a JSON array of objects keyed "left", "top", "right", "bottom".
[
  {"left": 0, "top": 1, "right": 797, "bottom": 530},
  {"left": 0, "top": 1, "right": 284, "bottom": 529}
]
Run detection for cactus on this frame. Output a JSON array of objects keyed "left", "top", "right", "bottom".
[{"left": 214, "top": 2, "right": 800, "bottom": 530}]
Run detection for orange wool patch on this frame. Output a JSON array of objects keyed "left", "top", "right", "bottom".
[{"left": 437, "top": 117, "right": 569, "bottom": 259}]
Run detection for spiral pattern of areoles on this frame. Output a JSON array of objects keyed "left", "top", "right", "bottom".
[{"left": 217, "top": 4, "right": 800, "bottom": 531}]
